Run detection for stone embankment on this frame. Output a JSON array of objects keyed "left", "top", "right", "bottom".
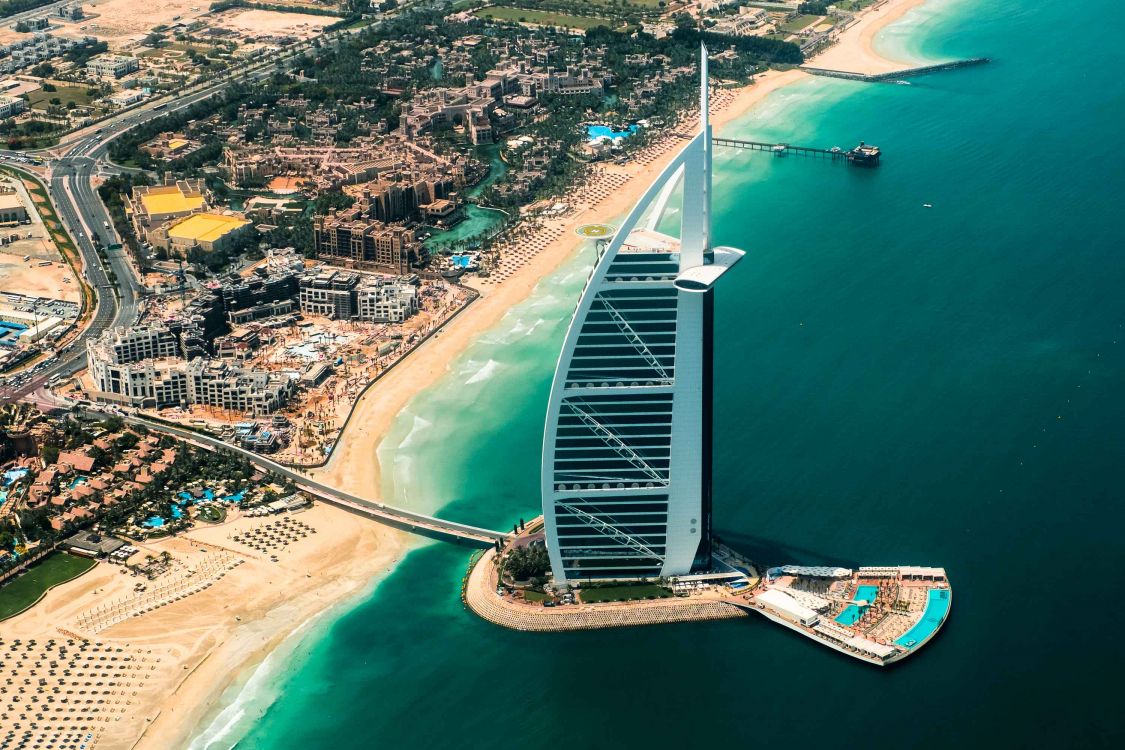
[{"left": 464, "top": 548, "right": 748, "bottom": 632}]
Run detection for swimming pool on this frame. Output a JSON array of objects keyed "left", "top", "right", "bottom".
[
  {"left": 143, "top": 517, "right": 165, "bottom": 528},
  {"left": 586, "top": 124, "right": 639, "bottom": 143},
  {"left": 3, "top": 468, "right": 29, "bottom": 486},
  {"left": 835, "top": 585, "right": 880, "bottom": 626},
  {"left": 221, "top": 491, "right": 244, "bottom": 504},
  {"left": 895, "top": 589, "right": 952, "bottom": 649},
  {"left": 68, "top": 475, "right": 88, "bottom": 490}
]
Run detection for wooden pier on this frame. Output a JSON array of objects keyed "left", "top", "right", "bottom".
[
  {"left": 801, "top": 57, "right": 990, "bottom": 83},
  {"left": 713, "top": 137, "right": 881, "bottom": 165}
]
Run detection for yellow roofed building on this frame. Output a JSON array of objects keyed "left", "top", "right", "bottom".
[
  {"left": 125, "top": 179, "right": 208, "bottom": 241},
  {"left": 151, "top": 213, "right": 253, "bottom": 255}
]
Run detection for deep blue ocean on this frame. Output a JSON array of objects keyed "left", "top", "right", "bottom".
[{"left": 192, "top": 1, "right": 1125, "bottom": 747}]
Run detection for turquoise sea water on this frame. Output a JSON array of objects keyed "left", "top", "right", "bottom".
[{"left": 191, "top": 1, "right": 1125, "bottom": 746}]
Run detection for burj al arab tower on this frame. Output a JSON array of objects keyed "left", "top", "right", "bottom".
[{"left": 541, "top": 46, "right": 744, "bottom": 585}]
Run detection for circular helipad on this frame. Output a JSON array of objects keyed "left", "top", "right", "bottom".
[{"left": 575, "top": 223, "right": 616, "bottom": 239}]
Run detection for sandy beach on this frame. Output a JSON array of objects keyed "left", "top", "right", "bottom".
[
  {"left": 0, "top": 4, "right": 929, "bottom": 749},
  {"left": 810, "top": 0, "right": 931, "bottom": 75},
  {"left": 2, "top": 501, "right": 407, "bottom": 750}
]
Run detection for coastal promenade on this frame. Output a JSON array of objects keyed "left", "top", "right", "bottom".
[{"left": 99, "top": 410, "right": 509, "bottom": 546}]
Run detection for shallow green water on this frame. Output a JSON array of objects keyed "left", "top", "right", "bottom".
[{"left": 191, "top": 1, "right": 1125, "bottom": 746}]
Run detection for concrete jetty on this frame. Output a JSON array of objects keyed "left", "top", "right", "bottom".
[{"left": 802, "top": 57, "right": 991, "bottom": 82}]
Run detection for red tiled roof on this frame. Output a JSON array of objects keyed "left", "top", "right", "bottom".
[{"left": 56, "top": 450, "right": 95, "bottom": 473}]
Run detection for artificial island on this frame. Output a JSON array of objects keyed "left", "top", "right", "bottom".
[{"left": 464, "top": 49, "right": 951, "bottom": 667}]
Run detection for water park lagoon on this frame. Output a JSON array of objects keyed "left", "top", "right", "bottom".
[{"left": 464, "top": 522, "right": 950, "bottom": 667}]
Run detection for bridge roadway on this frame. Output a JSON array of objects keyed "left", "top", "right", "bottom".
[{"left": 98, "top": 410, "right": 508, "bottom": 547}]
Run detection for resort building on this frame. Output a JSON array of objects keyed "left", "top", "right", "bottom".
[
  {"left": 86, "top": 54, "right": 139, "bottom": 79},
  {"left": 85, "top": 324, "right": 296, "bottom": 416},
  {"left": 540, "top": 49, "right": 744, "bottom": 585},
  {"left": 90, "top": 325, "right": 181, "bottom": 366},
  {"left": 298, "top": 269, "right": 360, "bottom": 319},
  {"left": 312, "top": 211, "right": 424, "bottom": 274},
  {"left": 356, "top": 277, "right": 418, "bottom": 323},
  {"left": 126, "top": 179, "right": 208, "bottom": 240},
  {"left": 150, "top": 212, "right": 253, "bottom": 255},
  {"left": 713, "top": 7, "right": 770, "bottom": 37},
  {"left": 0, "top": 94, "right": 26, "bottom": 120},
  {"left": 298, "top": 269, "right": 418, "bottom": 322},
  {"left": 0, "top": 189, "right": 28, "bottom": 223}
]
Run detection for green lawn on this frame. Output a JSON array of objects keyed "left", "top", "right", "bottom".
[
  {"left": 579, "top": 584, "right": 672, "bottom": 603},
  {"left": 475, "top": 6, "right": 614, "bottom": 30},
  {"left": 522, "top": 590, "right": 549, "bottom": 603},
  {"left": 26, "top": 84, "right": 97, "bottom": 111},
  {"left": 780, "top": 14, "right": 821, "bottom": 33},
  {"left": 0, "top": 552, "right": 97, "bottom": 621},
  {"left": 197, "top": 504, "right": 227, "bottom": 524}
]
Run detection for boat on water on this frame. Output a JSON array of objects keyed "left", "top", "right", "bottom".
[{"left": 772, "top": 143, "right": 789, "bottom": 156}]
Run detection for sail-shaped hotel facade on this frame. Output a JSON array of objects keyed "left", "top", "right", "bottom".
[{"left": 541, "top": 48, "right": 744, "bottom": 585}]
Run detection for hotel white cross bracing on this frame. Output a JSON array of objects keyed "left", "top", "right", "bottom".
[{"left": 541, "top": 47, "right": 745, "bottom": 585}]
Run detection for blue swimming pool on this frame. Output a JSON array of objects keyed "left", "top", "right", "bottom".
[
  {"left": 221, "top": 491, "right": 244, "bottom": 504},
  {"left": 143, "top": 516, "right": 165, "bottom": 528},
  {"left": 68, "top": 475, "right": 88, "bottom": 490},
  {"left": 835, "top": 585, "right": 880, "bottom": 626},
  {"left": 3, "top": 468, "right": 29, "bottom": 486},
  {"left": 895, "top": 589, "right": 952, "bottom": 649},
  {"left": 586, "top": 124, "right": 639, "bottom": 143}
]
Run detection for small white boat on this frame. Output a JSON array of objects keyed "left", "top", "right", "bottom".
[{"left": 923, "top": 203, "right": 933, "bottom": 208}]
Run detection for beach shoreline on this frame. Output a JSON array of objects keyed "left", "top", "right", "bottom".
[{"left": 40, "top": 3, "right": 932, "bottom": 748}]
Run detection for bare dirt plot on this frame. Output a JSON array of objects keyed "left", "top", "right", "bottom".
[
  {"left": 210, "top": 8, "right": 335, "bottom": 40},
  {"left": 0, "top": 252, "right": 80, "bottom": 304},
  {"left": 81, "top": 0, "right": 212, "bottom": 48}
]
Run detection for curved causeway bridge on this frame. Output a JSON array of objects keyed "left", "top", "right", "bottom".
[{"left": 107, "top": 411, "right": 509, "bottom": 546}]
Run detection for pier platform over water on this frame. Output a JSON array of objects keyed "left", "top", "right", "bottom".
[{"left": 713, "top": 137, "right": 881, "bottom": 165}]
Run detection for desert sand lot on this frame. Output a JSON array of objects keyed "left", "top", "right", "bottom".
[
  {"left": 211, "top": 8, "right": 336, "bottom": 39},
  {"left": 82, "top": 0, "right": 213, "bottom": 47},
  {"left": 0, "top": 251, "right": 80, "bottom": 303}
]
